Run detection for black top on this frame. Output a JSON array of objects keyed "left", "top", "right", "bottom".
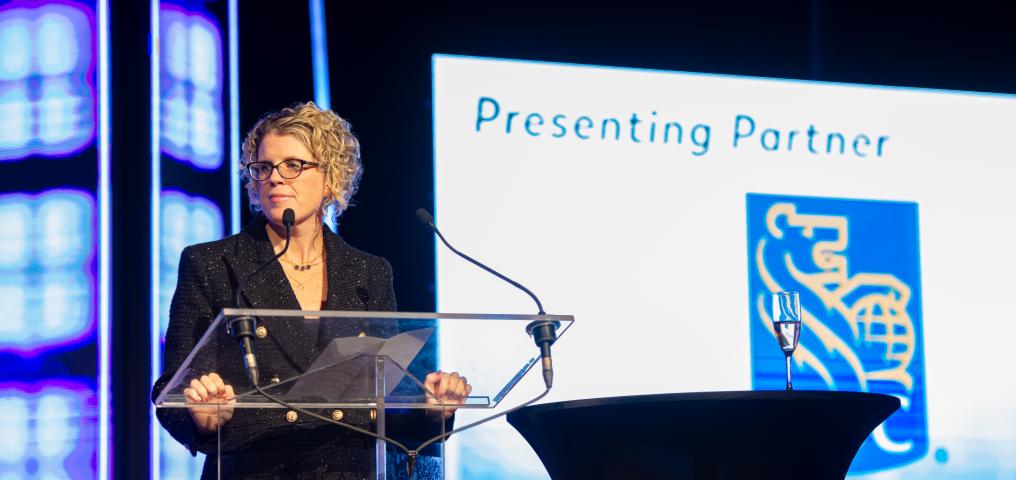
[
  {"left": 152, "top": 217, "right": 441, "bottom": 479},
  {"left": 507, "top": 390, "right": 900, "bottom": 480}
]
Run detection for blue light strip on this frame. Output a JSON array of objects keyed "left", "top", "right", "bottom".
[
  {"left": 149, "top": 0, "right": 162, "bottom": 478},
  {"left": 228, "top": 0, "right": 239, "bottom": 233},
  {"left": 309, "top": 0, "right": 330, "bottom": 110},
  {"left": 309, "top": 0, "right": 337, "bottom": 230},
  {"left": 97, "top": 0, "right": 111, "bottom": 477}
]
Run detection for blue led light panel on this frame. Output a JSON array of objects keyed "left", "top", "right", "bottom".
[
  {"left": 159, "top": 4, "right": 224, "bottom": 170},
  {"left": 158, "top": 190, "right": 223, "bottom": 336},
  {"left": 153, "top": 3, "right": 234, "bottom": 477},
  {"left": 0, "top": 2, "right": 102, "bottom": 479},
  {"left": 0, "top": 1, "right": 95, "bottom": 161},
  {"left": 0, "top": 190, "right": 97, "bottom": 480},
  {"left": 0, "top": 380, "right": 98, "bottom": 479},
  {"left": 0, "top": 190, "right": 95, "bottom": 352},
  {"left": 153, "top": 192, "right": 223, "bottom": 479}
]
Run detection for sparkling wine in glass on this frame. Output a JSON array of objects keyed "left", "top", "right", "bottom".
[{"left": 772, "top": 291, "right": 802, "bottom": 391}]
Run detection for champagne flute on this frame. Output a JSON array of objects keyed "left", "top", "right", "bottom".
[{"left": 771, "top": 291, "right": 802, "bottom": 391}]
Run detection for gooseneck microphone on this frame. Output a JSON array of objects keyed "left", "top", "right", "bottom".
[
  {"left": 415, "top": 208, "right": 558, "bottom": 388},
  {"left": 224, "top": 209, "right": 428, "bottom": 479},
  {"left": 228, "top": 208, "right": 296, "bottom": 386},
  {"left": 415, "top": 208, "right": 544, "bottom": 312}
]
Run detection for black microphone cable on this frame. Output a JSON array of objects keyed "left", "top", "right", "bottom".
[
  {"left": 223, "top": 209, "right": 561, "bottom": 479},
  {"left": 228, "top": 208, "right": 297, "bottom": 386},
  {"left": 224, "top": 209, "right": 421, "bottom": 476},
  {"left": 405, "top": 208, "right": 563, "bottom": 476},
  {"left": 223, "top": 371, "right": 545, "bottom": 479},
  {"left": 416, "top": 208, "right": 558, "bottom": 388}
]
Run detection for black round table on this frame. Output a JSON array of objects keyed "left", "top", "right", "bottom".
[{"left": 506, "top": 390, "right": 899, "bottom": 480}]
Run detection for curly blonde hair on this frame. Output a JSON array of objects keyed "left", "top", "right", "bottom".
[{"left": 241, "top": 101, "right": 362, "bottom": 217}]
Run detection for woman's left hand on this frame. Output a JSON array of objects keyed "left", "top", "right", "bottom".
[{"left": 423, "top": 371, "right": 472, "bottom": 419}]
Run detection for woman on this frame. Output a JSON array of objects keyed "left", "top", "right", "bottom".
[{"left": 153, "top": 102, "right": 469, "bottom": 479}]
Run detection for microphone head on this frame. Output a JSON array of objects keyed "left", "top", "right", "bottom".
[
  {"left": 282, "top": 208, "right": 296, "bottom": 228},
  {"left": 415, "top": 208, "right": 434, "bottom": 227}
]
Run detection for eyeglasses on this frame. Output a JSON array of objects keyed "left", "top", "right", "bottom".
[{"left": 245, "top": 159, "right": 321, "bottom": 181}]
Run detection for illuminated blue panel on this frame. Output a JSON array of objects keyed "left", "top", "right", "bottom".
[
  {"left": 158, "top": 428, "right": 203, "bottom": 479},
  {"left": 307, "top": 0, "right": 337, "bottom": 231},
  {"left": 157, "top": 190, "right": 222, "bottom": 478},
  {"left": 0, "top": 381, "right": 97, "bottom": 479},
  {"left": 0, "top": 190, "right": 95, "bottom": 353},
  {"left": 158, "top": 190, "right": 223, "bottom": 335},
  {"left": 228, "top": 0, "right": 239, "bottom": 234},
  {"left": 159, "top": 5, "right": 223, "bottom": 170},
  {"left": 309, "top": 0, "right": 330, "bottom": 111},
  {"left": 97, "top": 0, "right": 110, "bottom": 475},
  {"left": 0, "top": 2, "right": 95, "bottom": 160}
]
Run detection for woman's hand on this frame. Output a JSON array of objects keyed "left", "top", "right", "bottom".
[
  {"left": 184, "top": 372, "right": 236, "bottom": 433},
  {"left": 424, "top": 371, "right": 472, "bottom": 419}
]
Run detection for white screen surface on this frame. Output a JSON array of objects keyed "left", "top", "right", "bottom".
[{"left": 433, "top": 54, "right": 1016, "bottom": 479}]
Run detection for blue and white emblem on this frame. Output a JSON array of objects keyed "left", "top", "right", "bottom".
[{"left": 746, "top": 193, "right": 928, "bottom": 473}]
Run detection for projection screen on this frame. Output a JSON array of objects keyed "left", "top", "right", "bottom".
[{"left": 433, "top": 54, "right": 1016, "bottom": 479}]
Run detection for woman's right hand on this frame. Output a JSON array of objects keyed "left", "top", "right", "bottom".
[{"left": 184, "top": 372, "right": 236, "bottom": 433}]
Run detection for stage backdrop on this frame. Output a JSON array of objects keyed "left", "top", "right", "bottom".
[
  {"left": 433, "top": 54, "right": 1016, "bottom": 479},
  {"left": 0, "top": 2, "right": 105, "bottom": 478}
]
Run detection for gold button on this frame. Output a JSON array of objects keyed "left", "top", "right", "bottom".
[
  {"left": 270, "top": 376, "right": 281, "bottom": 384},
  {"left": 285, "top": 410, "right": 298, "bottom": 423},
  {"left": 330, "top": 409, "right": 344, "bottom": 421},
  {"left": 255, "top": 326, "right": 268, "bottom": 338},
  {"left": 357, "top": 331, "right": 367, "bottom": 338},
  {"left": 370, "top": 409, "right": 377, "bottom": 421}
]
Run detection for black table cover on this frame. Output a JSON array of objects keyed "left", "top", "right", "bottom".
[{"left": 507, "top": 390, "right": 900, "bottom": 480}]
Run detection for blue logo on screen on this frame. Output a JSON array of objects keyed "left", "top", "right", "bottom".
[{"left": 746, "top": 193, "right": 928, "bottom": 473}]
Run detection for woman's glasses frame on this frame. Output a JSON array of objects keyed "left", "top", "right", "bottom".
[{"left": 244, "top": 159, "right": 322, "bottom": 181}]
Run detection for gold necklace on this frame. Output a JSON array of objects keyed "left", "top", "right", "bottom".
[
  {"left": 281, "top": 255, "right": 323, "bottom": 271},
  {"left": 285, "top": 266, "right": 323, "bottom": 292},
  {"left": 281, "top": 231, "right": 325, "bottom": 271}
]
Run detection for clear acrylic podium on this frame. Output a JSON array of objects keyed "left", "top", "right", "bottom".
[{"left": 153, "top": 308, "right": 574, "bottom": 479}]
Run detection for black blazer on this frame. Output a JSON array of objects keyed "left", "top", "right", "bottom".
[{"left": 152, "top": 217, "right": 441, "bottom": 479}]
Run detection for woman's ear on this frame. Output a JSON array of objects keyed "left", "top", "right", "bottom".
[
  {"left": 322, "top": 184, "right": 334, "bottom": 204},
  {"left": 318, "top": 186, "right": 332, "bottom": 215}
]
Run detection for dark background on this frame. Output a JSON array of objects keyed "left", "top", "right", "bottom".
[
  {"left": 285, "top": 1, "right": 1016, "bottom": 314},
  {"left": 113, "top": 1, "right": 1016, "bottom": 477}
]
